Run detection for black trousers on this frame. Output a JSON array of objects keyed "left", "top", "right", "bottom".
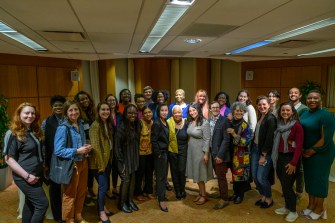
[
  {"left": 168, "top": 149, "right": 187, "bottom": 195},
  {"left": 233, "top": 181, "right": 249, "bottom": 199},
  {"left": 119, "top": 173, "right": 136, "bottom": 206},
  {"left": 295, "top": 157, "right": 304, "bottom": 194},
  {"left": 154, "top": 152, "right": 168, "bottom": 202},
  {"left": 15, "top": 178, "right": 49, "bottom": 223},
  {"left": 135, "top": 154, "right": 154, "bottom": 195},
  {"left": 49, "top": 180, "right": 62, "bottom": 221},
  {"left": 276, "top": 153, "right": 298, "bottom": 212}
]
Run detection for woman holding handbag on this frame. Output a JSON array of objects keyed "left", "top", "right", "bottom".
[
  {"left": 54, "top": 100, "right": 92, "bottom": 223},
  {"left": 4, "top": 102, "right": 49, "bottom": 223}
]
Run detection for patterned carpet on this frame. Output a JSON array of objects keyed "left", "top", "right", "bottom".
[{"left": 0, "top": 171, "right": 334, "bottom": 223}]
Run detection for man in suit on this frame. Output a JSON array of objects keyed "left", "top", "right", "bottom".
[{"left": 209, "top": 101, "right": 231, "bottom": 209}]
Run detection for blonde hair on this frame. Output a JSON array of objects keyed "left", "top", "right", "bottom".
[
  {"left": 194, "top": 89, "right": 209, "bottom": 119},
  {"left": 10, "top": 102, "right": 43, "bottom": 141}
]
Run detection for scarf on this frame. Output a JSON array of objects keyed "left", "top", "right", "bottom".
[{"left": 271, "top": 120, "right": 296, "bottom": 168}]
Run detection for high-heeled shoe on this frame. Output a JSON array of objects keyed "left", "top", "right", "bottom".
[
  {"left": 99, "top": 217, "right": 111, "bottom": 223},
  {"left": 159, "top": 201, "right": 168, "bottom": 212},
  {"left": 306, "top": 210, "right": 327, "bottom": 220},
  {"left": 105, "top": 211, "right": 113, "bottom": 217}
]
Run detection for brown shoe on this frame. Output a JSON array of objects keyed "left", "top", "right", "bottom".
[
  {"left": 195, "top": 196, "right": 208, "bottom": 205},
  {"left": 136, "top": 195, "right": 146, "bottom": 201}
]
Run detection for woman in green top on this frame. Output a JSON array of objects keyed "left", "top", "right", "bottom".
[{"left": 300, "top": 90, "right": 335, "bottom": 220}]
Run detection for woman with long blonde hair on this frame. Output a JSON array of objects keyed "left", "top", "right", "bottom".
[{"left": 194, "top": 89, "right": 209, "bottom": 119}]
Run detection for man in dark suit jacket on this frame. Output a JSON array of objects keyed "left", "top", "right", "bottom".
[{"left": 209, "top": 101, "right": 231, "bottom": 209}]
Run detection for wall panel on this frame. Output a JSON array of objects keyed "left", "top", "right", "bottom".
[
  {"left": 244, "top": 68, "right": 281, "bottom": 88},
  {"left": 7, "top": 98, "right": 40, "bottom": 121}
]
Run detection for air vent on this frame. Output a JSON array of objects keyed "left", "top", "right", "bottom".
[
  {"left": 39, "top": 31, "right": 86, "bottom": 41},
  {"left": 268, "top": 40, "right": 316, "bottom": 48}
]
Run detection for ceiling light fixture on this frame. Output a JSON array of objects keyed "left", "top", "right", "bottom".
[
  {"left": 0, "top": 21, "right": 47, "bottom": 51},
  {"left": 297, "top": 47, "right": 335, "bottom": 56},
  {"left": 139, "top": 0, "right": 195, "bottom": 53},
  {"left": 226, "top": 16, "right": 335, "bottom": 55},
  {"left": 185, "top": 38, "right": 202, "bottom": 44}
]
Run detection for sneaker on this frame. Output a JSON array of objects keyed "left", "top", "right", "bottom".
[
  {"left": 285, "top": 212, "right": 298, "bottom": 222},
  {"left": 275, "top": 207, "right": 289, "bottom": 215}
]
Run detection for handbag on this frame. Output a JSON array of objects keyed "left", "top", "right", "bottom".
[{"left": 49, "top": 126, "right": 74, "bottom": 184}]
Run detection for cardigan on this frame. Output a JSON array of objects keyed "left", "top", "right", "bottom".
[{"left": 254, "top": 113, "right": 277, "bottom": 155}]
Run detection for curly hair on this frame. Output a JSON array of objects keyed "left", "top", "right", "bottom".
[
  {"left": 74, "top": 91, "right": 96, "bottom": 123},
  {"left": 151, "top": 90, "right": 169, "bottom": 103},
  {"left": 50, "top": 95, "right": 66, "bottom": 106},
  {"left": 214, "top": 91, "right": 230, "bottom": 107},
  {"left": 10, "top": 102, "right": 43, "bottom": 141},
  {"left": 122, "top": 104, "right": 140, "bottom": 147}
]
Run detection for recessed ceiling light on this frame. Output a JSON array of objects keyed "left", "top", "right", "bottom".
[{"left": 185, "top": 38, "right": 202, "bottom": 44}]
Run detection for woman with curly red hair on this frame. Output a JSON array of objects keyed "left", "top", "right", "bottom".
[{"left": 4, "top": 102, "right": 49, "bottom": 223}]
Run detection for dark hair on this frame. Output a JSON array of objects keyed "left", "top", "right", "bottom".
[
  {"left": 50, "top": 95, "right": 66, "bottom": 106},
  {"left": 62, "top": 100, "right": 83, "bottom": 124},
  {"left": 187, "top": 102, "right": 204, "bottom": 126},
  {"left": 119, "top": 89, "right": 132, "bottom": 103},
  {"left": 277, "top": 102, "right": 299, "bottom": 123},
  {"left": 96, "top": 102, "right": 114, "bottom": 140},
  {"left": 214, "top": 91, "right": 230, "bottom": 107},
  {"left": 268, "top": 89, "right": 280, "bottom": 98},
  {"left": 74, "top": 91, "right": 96, "bottom": 123},
  {"left": 104, "top": 93, "right": 119, "bottom": 113},
  {"left": 134, "top": 93, "right": 145, "bottom": 102},
  {"left": 156, "top": 103, "right": 168, "bottom": 119},
  {"left": 122, "top": 104, "right": 140, "bottom": 147},
  {"left": 307, "top": 89, "right": 323, "bottom": 98},
  {"left": 288, "top": 87, "right": 301, "bottom": 95},
  {"left": 236, "top": 89, "right": 252, "bottom": 106},
  {"left": 152, "top": 90, "right": 169, "bottom": 103},
  {"left": 141, "top": 105, "right": 151, "bottom": 113},
  {"left": 255, "top": 95, "right": 272, "bottom": 119}
]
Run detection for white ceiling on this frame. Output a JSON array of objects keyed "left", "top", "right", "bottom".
[{"left": 0, "top": 0, "right": 335, "bottom": 62}]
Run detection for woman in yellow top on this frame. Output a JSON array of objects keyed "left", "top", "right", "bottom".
[
  {"left": 167, "top": 105, "right": 188, "bottom": 199},
  {"left": 134, "top": 106, "right": 155, "bottom": 201},
  {"left": 89, "top": 102, "right": 113, "bottom": 223}
]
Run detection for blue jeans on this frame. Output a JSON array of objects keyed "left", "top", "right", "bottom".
[
  {"left": 94, "top": 171, "right": 107, "bottom": 211},
  {"left": 251, "top": 144, "right": 272, "bottom": 198}
]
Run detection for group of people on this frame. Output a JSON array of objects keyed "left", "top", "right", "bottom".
[{"left": 3, "top": 85, "right": 335, "bottom": 223}]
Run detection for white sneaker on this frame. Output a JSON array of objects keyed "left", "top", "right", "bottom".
[
  {"left": 275, "top": 207, "right": 289, "bottom": 215},
  {"left": 286, "top": 212, "right": 298, "bottom": 222}
]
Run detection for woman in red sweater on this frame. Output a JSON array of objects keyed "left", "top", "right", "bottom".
[{"left": 272, "top": 102, "right": 303, "bottom": 222}]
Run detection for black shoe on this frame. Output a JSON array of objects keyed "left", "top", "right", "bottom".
[
  {"left": 121, "top": 203, "right": 132, "bottom": 213},
  {"left": 105, "top": 211, "right": 114, "bottom": 216},
  {"left": 228, "top": 194, "right": 237, "bottom": 201},
  {"left": 159, "top": 202, "right": 168, "bottom": 212},
  {"left": 128, "top": 200, "right": 139, "bottom": 211},
  {"left": 176, "top": 193, "right": 182, "bottom": 200},
  {"left": 233, "top": 196, "right": 243, "bottom": 204},
  {"left": 255, "top": 199, "right": 265, "bottom": 206},
  {"left": 260, "top": 200, "right": 274, "bottom": 208},
  {"left": 180, "top": 191, "right": 187, "bottom": 199}
]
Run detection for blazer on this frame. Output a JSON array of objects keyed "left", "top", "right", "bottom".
[
  {"left": 89, "top": 121, "right": 112, "bottom": 172},
  {"left": 151, "top": 118, "right": 169, "bottom": 156},
  {"left": 210, "top": 115, "right": 231, "bottom": 162},
  {"left": 255, "top": 113, "right": 277, "bottom": 155}
]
